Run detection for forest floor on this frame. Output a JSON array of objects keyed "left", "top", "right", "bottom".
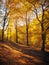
[{"left": 0, "top": 41, "right": 49, "bottom": 65}]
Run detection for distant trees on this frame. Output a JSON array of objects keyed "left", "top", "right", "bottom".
[
  {"left": 5, "top": 0, "right": 31, "bottom": 45},
  {"left": 5, "top": 0, "right": 19, "bottom": 43}
]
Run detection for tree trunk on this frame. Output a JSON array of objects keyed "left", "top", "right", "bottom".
[
  {"left": 16, "top": 29, "right": 18, "bottom": 43},
  {"left": 2, "top": 12, "right": 7, "bottom": 42},
  {"left": 41, "top": 23, "right": 46, "bottom": 51},
  {"left": 26, "top": 24, "right": 29, "bottom": 46},
  {"left": 2, "top": 28, "right": 4, "bottom": 42},
  {"left": 2, "top": 21, "right": 5, "bottom": 42},
  {"left": 16, "top": 24, "right": 18, "bottom": 43},
  {"left": 26, "top": 11, "right": 29, "bottom": 46}
]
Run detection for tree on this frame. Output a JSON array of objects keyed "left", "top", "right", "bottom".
[
  {"left": 0, "top": 0, "right": 9, "bottom": 41},
  {"left": 14, "top": 18, "right": 18, "bottom": 43},
  {"left": 2, "top": 10, "right": 7, "bottom": 41},
  {"left": 27, "top": 0, "right": 49, "bottom": 51},
  {"left": 21, "top": 1, "right": 32, "bottom": 45},
  {"left": 25, "top": 11, "right": 30, "bottom": 46}
]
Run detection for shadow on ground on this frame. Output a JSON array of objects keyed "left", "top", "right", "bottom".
[{"left": 0, "top": 41, "right": 49, "bottom": 65}]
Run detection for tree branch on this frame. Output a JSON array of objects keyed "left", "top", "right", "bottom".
[{"left": 46, "top": 27, "right": 49, "bottom": 31}]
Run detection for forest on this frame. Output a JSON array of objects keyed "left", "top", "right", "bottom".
[{"left": 0, "top": 0, "right": 49, "bottom": 65}]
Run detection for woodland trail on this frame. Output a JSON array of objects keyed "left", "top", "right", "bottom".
[{"left": 0, "top": 41, "right": 49, "bottom": 65}]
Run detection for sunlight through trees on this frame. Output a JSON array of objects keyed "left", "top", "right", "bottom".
[{"left": 0, "top": 0, "right": 49, "bottom": 51}]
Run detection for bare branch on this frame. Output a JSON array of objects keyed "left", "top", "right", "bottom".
[
  {"left": 32, "top": 4, "right": 41, "bottom": 23},
  {"left": 46, "top": 27, "right": 49, "bottom": 31}
]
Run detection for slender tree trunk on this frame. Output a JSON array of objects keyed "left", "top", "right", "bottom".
[
  {"left": 41, "top": 23, "right": 46, "bottom": 51},
  {"left": 16, "top": 24, "right": 18, "bottom": 43},
  {"left": 26, "top": 11, "right": 29, "bottom": 46},
  {"left": 26, "top": 24, "right": 29, "bottom": 45},
  {"left": 16, "top": 29, "right": 18, "bottom": 43},
  {"left": 2, "top": 10, "right": 7, "bottom": 42},
  {"left": 41, "top": 5, "right": 46, "bottom": 51},
  {"left": 2, "top": 29, "right": 4, "bottom": 42},
  {"left": 2, "top": 21, "right": 5, "bottom": 42}
]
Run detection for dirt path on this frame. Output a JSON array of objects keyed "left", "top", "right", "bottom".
[{"left": 0, "top": 42, "right": 49, "bottom": 65}]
